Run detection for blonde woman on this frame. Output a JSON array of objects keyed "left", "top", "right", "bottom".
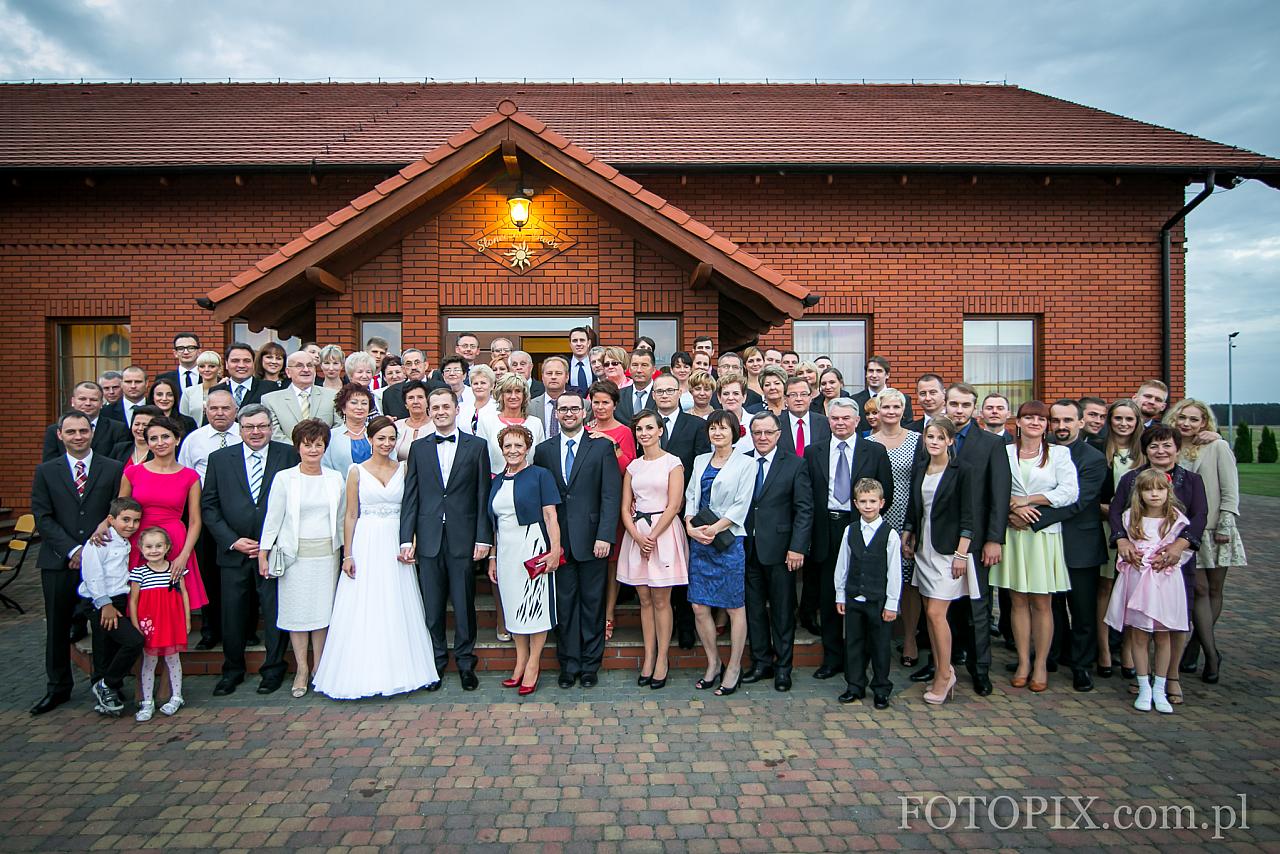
[
  {"left": 742, "top": 346, "right": 765, "bottom": 398},
  {"left": 1098, "top": 399, "right": 1144, "bottom": 678},
  {"left": 179, "top": 350, "right": 225, "bottom": 427},
  {"left": 601, "top": 346, "right": 632, "bottom": 390},
  {"left": 318, "top": 345, "right": 347, "bottom": 393},
  {"left": 476, "top": 374, "right": 546, "bottom": 475},
  {"left": 687, "top": 370, "right": 717, "bottom": 419},
  {"left": 1168, "top": 399, "right": 1244, "bottom": 684},
  {"left": 459, "top": 363, "right": 497, "bottom": 435}
]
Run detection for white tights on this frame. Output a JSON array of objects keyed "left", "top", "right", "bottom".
[{"left": 140, "top": 652, "right": 183, "bottom": 703}]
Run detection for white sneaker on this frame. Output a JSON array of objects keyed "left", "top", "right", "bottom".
[
  {"left": 160, "top": 696, "right": 185, "bottom": 716},
  {"left": 135, "top": 701, "right": 155, "bottom": 722},
  {"left": 1152, "top": 692, "right": 1173, "bottom": 714}
]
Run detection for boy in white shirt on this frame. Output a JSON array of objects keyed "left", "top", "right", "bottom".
[
  {"left": 834, "top": 479, "right": 902, "bottom": 710},
  {"left": 78, "top": 497, "right": 145, "bottom": 717}
]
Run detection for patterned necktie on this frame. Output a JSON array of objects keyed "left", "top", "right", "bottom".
[
  {"left": 299, "top": 391, "right": 310, "bottom": 420},
  {"left": 795, "top": 418, "right": 806, "bottom": 456},
  {"left": 754, "top": 456, "right": 767, "bottom": 499},
  {"left": 234, "top": 384, "right": 245, "bottom": 405},
  {"left": 833, "top": 440, "right": 852, "bottom": 505},
  {"left": 218, "top": 431, "right": 228, "bottom": 448},
  {"left": 565, "top": 438, "right": 575, "bottom": 481},
  {"left": 74, "top": 460, "right": 87, "bottom": 497},
  {"left": 248, "top": 452, "right": 263, "bottom": 502}
]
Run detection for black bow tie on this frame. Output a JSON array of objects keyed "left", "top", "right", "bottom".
[{"left": 434, "top": 434, "right": 456, "bottom": 444}]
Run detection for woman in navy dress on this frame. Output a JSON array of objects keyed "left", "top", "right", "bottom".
[{"left": 684, "top": 410, "right": 756, "bottom": 696}]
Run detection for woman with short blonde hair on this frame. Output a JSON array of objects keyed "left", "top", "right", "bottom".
[{"left": 179, "top": 350, "right": 226, "bottom": 427}]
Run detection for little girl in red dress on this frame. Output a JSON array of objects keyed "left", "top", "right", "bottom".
[{"left": 128, "top": 527, "right": 190, "bottom": 722}]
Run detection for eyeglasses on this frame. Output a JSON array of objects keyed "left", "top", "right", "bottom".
[
  {"left": 556, "top": 405, "right": 584, "bottom": 413},
  {"left": 751, "top": 429, "right": 779, "bottom": 437},
  {"left": 241, "top": 424, "right": 271, "bottom": 432},
  {"left": 174, "top": 345, "right": 198, "bottom": 352},
  {"left": 653, "top": 388, "right": 679, "bottom": 395}
]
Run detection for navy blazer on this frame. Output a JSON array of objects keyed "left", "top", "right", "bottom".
[
  {"left": 532, "top": 433, "right": 622, "bottom": 562},
  {"left": 1031, "top": 435, "right": 1108, "bottom": 568},
  {"left": 1109, "top": 464, "right": 1207, "bottom": 551},
  {"left": 488, "top": 465, "right": 561, "bottom": 548}
]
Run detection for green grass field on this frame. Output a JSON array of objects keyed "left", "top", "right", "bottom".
[{"left": 1238, "top": 463, "right": 1280, "bottom": 498}]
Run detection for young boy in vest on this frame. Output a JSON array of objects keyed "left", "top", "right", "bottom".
[
  {"left": 834, "top": 478, "right": 901, "bottom": 709},
  {"left": 78, "top": 497, "right": 145, "bottom": 716}
]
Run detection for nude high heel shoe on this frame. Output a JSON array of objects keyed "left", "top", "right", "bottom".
[{"left": 923, "top": 669, "right": 957, "bottom": 705}]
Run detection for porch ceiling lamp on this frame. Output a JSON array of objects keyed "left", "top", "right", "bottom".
[{"left": 507, "top": 192, "right": 532, "bottom": 229}]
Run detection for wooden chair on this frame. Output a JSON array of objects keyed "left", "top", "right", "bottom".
[{"left": 0, "top": 514, "right": 35, "bottom": 613}]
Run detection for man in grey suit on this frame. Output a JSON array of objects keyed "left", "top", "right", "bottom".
[
  {"left": 615, "top": 349, "right": 658, "bottom": 425},
  {"left": 261, "top": 351, "right": 339, "bottom": 443},
  {"left": 529, "top": 356, "right": 569, "bottom": 437}
]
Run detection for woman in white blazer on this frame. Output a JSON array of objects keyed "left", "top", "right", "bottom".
[
  {"left": 178, "top": 350, "right": 225, "bottom": 427},
  {"left": 682, "top": 410, "right": 757, "bottom": 696},
  {"left": 989, "top": 400, "right": 1079, "bottom": 692},
  {"left": 259, "top": 419, "right": 347, "bottom": 698}
]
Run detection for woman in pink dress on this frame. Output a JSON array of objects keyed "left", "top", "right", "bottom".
[
  {"left": 617, "top": 410, "right": 688, "bottom": 690},
  {"left": 119, "top": 416, "right": 209, "bottom": 611},
  {"left": 589, "top": 380, "right": 637, "bottom": 641}
]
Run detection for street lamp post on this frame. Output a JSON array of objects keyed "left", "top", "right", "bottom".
[{"left": 1228, "top": 331, "right": 1240, "bottom": 433}]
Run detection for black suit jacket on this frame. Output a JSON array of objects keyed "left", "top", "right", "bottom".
[
  {"left": 209, "top": 378, "right": 275, "bottom": 408},
  {"left": 378, "top": 377, "right": 448, "bottom": 420},
  {"left": 903, "top": 456, "right": 976, "bottom": 556},
  {"left": 616, "top": 385, "right": 659, "bottom": 425},
  {"left": 100, "top": 400, "right": 126, "bottom": 424},
  {"left": 158, "top": 367, "right": 203, "bottom": 393},
  {"left": 778, "top": 411, "right": 831, "bottom": 455},
  {"left": 658, "top": 410, "right": 710, "bottom": 485},
  {"left": 953, "top": 424, "right": 1013, "bottom": 553},
  {"left": 746, "top": 451, "right": 813, "bottom": 564},
  {"left": 42, "top": 417, "right": 128, "bottom": 462},
  {"left": 201, "top": 441, "right": 300, "bottom": 566},
  {"left": 803, "top": 436, "right": 894, "bottom": 563},
  {"left": 30, "top": 453, "right": 124, "bottom": 569},
  {"left": 399, "top": 432, "right": 494, "bottom": 560},
  {"left": 565, "top": 360, "right": 598, "bottom": 397},
  {"left": 1031, "top": 436, "right": 1108, "bottom": 567},
  {"left": 851, "top": 389, "right": 914, "bottom": 425},
  {"left": 532, "top": 433, "right": 622, "bottom": 562}
]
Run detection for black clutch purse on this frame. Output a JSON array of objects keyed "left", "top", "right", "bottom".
[{"left": 692, "top": 508, "right": 736, "bottom": 552}]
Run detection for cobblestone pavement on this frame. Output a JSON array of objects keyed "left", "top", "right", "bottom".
[{"left": 1, "top": 497, "right": 1277, "bottom": 852}]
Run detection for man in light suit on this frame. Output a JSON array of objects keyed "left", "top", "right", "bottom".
[
  {"left": 740, "top": 411, "right": 813, "bottom": 692},
  {"left": 201, "top": 404, "right": 300, "bottom": 695},
  {"left": 261, "top": 351, "right": 339, "bottom": 443},
  {"left": 30, "top": 411, "right": 125, "bottom": 715},
  {"left": 615, "top": 349, "right": 658, "bottom": 425},
  {"left": 851, "top": 356, "right": 914, "bottom": 425},
  {"left": 533, "top": 391, "right": 622, "bottom": 687},
  {"left": 399, "top": 387, "right": 494, "bottom": 691},
  {"left": 529, "top": 356, "right": 569, "bottom": 437},
  {"left": 42, "top": 381, "right": 129, "bottom": 462},
  {"left": 803, "top": 399, "right": 893, "bottom": 679}
]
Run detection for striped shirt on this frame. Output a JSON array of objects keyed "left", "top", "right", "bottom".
[{"left": 128, "top": 563, "right": 186, "bottom": 590}]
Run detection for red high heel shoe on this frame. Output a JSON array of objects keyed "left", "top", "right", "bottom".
[
  {"left": 501, "top": 676, "right": 521, "bottom": 688},
  {"left": 518, "top": 676, "right": 540, "bottom": 696}
]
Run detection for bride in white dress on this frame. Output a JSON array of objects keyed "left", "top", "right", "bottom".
[{"left": 313, "top": 417, "right": 439, "bottom": 698}]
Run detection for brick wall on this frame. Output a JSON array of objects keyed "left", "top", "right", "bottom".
[{"left": 0, "top": 170, "right": 1188, "bottom": 507}]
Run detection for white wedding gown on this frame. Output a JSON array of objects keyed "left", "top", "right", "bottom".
[{"left": 312, "top": 463, "right": 439, "bottom": 699}]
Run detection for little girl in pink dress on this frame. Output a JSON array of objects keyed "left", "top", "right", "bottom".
[{"left": 1105, "top": 469, "right": 1190, "bottom": 714}]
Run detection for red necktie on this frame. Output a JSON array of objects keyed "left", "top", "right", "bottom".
[
  {"left": 74, "top": 461, "right": 87, "bottom": 497},
  {"left": 795, "top": 418, "right": 805, "bottom": 456}
]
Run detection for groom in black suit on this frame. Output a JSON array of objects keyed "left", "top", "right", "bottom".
[
  {"left": 399, "top": 387, "right": 493, "bottom": 690},
  {"left": 201, "top": 403, "right": 300, "bottom": 695},
  {"left": 533, "top": 391, "right": 622, "bottom": 688},
  {"left": 29, "top": 411, "right": 124, "bottom": 715}
]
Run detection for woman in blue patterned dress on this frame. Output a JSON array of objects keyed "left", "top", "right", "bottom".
[{"left": 684, "top": 410, "right": 756, "bottom": 696}]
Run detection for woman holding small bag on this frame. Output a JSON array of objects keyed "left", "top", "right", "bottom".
[
  {"left": 684, "top": 410, "right": 755, "bottom": 696},
  {"left": 488, "top": 424, "right": 562, "bottom": 696}
]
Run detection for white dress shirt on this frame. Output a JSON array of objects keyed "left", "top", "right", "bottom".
[
  {"left": 65, "top": 451, "right": 94, "bottom": 559},
  {"left": 658, "top": 409, "right": 680, "bottom": 442},
  {"left": 179, "top": 366, "right": 197, "bottom": 388},
  {"left": 431, "top": 428, "right": 459, "bottom": 485},
  {"left": 560, "top": 429, "right": 583, "bottom": 482},
  {"left": 121, "top": 396, "right": 145, "bottom": 427},
  {"left": 630, "top": 385, "right": 652, "bottom": 413},
  {"left": 77, "top": 536, "right": 132, "bottom": 607},
  {"left": 291, "top": 383, "right": 313, "bottom": 410},
  {"left": 178, "top": 422, "right": 242, "bottom": 484},
  {"left": 827, "top": 436, "right": 855, "bottom": 511},
  {"left": 789, "top": 412, "right": 810, "bottom": 452},
  {"left": 833, "top": 516, "right": 903, "bottom": 611},
  {"left": 226, "top": 378, "right": 254, "bottom": 405},
  {"left": 569, "top": 358, "right": 592, "bottom": 386}
]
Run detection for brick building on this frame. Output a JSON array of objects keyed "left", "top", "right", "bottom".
[{"left": 2, "top": 82, "right": 1278, "bottom": 509}]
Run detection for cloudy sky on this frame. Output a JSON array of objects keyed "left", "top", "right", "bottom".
[{"left": 3, "top": 0, "right": 1276, "bottom": 401}]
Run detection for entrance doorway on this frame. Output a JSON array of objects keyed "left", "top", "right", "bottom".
[{"left": 444, "top": 315, "right": 594, "bottom": 369}]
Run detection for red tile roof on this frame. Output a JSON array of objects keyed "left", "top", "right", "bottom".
[
  {"left": 3, "top": 82, "right": 1278, "bottom": 179},
  {"left": 207, "top": 99, "right": 810, "bottom": 339}
]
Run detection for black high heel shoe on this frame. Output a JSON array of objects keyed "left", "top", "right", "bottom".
[
  {"left": 900, "top": 655, "right": 918, "bottom": 668},
  {"left": 714, "top": 672, "right": 741, "bottom": 696},
  {"left": 637, "top": 672, "right": 652, "bottom": 687},
  {"left": 1120, "top": 666, "right": 1136, "bottom": 680},
  {"left": 1202, "top": 652, "right": 1222, "bottom": 684},
  {"left": 695, "top": 664, "right": 724, "bottom": 690},
  {"left": 649, "top": 669, "right": 668, "bottom": 690},
  {"left": 1095, "top": 664, "right": 1114, "bottom": 678}
]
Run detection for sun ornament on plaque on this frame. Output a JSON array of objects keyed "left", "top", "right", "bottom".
[{"left": 466, "top": 216, "right": 576, "bottom": 275}]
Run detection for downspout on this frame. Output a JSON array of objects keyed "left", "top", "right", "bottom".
[{"left": 1159, "top": 171, "right": 1215, "bottom": 388}]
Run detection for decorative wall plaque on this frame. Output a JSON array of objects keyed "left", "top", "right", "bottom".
[{"left": 465, "top": 217, "right": 576, "bottom": 275}]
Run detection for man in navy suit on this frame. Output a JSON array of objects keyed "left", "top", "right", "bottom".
[
  {"left": 42, "top": 382, "right": 128, "bottom": 462},
  {"left": 566, "top": 327, "right": 596, "bottom": 396},
  {"left": 201, "top": 404, "right": 300, "bottom": 695},
  {"left": 30, "top": 411, "right": 125, "bottom": 715},
  {"left": 615, "top": 349, "right": 658, "bottom": 425},
  {"left": 399, "top": 387, "right": 494, "bottom": 691},
  {"left": 157, "top": 332, "right": 202, "bottom": 392},
  {"left": 851, "top": 357, "right": 914, "bottom": 425},
  {"left": 209, "top": 343, "right": 271, "bottom": 408},
  {"left": 533, "top": 391, "right": 622, "bottom": 687},
  {"left": 780, "top": 376, "right": 831, "bottom": 455}
]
